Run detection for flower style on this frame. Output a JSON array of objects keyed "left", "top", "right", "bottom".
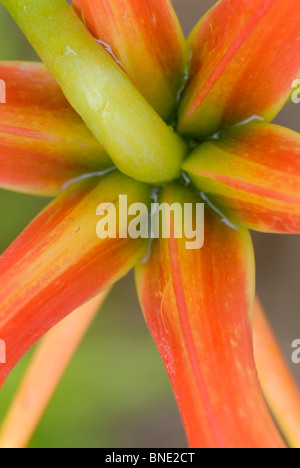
[{"left": 0, "top": 0, "right": 300, "bottom": 448}]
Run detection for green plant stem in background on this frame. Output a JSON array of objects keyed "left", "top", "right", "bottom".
[{"left": 1, "top": 0, "right": 187, "bottom": 184}]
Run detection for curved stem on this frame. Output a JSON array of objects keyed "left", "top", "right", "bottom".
[{"left": 1, "top": 0, "right": 187, "bottom": 183}]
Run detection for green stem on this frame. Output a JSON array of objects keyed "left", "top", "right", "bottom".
[{"left": 3, "top": 0, "right": 187, "bottom": 183}]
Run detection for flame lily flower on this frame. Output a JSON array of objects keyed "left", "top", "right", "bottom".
[{"left": 0, "top": 0, "right": 299, "bottom": 448}]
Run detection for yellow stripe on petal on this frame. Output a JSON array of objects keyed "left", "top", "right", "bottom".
[{"left": 183, "top": 123, "right": 300, "bottom": 233}]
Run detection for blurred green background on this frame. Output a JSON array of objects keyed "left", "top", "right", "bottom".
[{"left": 0, "top": 0, "right": 299, "bottom": 448}]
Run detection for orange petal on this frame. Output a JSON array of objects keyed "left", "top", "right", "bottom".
[
  {"left": 0, "top": 171, "right": 151, "bottom": 389},
  {"left": 183, "top": 123, "right": 300, "bottom": 233},
  {"left": 73, "top": 0, "right": 186, "bottom": 121},
  {"left": 0, "top": 62, "right": 111, "bottom": 196},
  {"left": 0, "top": 290, "right": 110, "bottom": 449},
  {"left": 135, "top": 183, "right": 285, "bottom": 448},
  {"left": 254, "top": 298, "right": 300, "bottom": 449},
  {"left": 178, "top": 0, "right": 300, "bottom": 138}
]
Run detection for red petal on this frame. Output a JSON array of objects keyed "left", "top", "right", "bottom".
[
  {"left": 183, "top": 123, "right": 300, "bottom": 233},
  {"left": 0, "top": 62, "right": 111, "bottom": 196},
  {"left": 178, "top": 0, "right": 300, "bottom": 138},
  {"left": 73, "top": 0, "right": 186, "bottom": 120},
  {"left": 0, "top": 171, "right": 151, "bottom": 388},
  {"left": 136, "top": 184, "right": 285, "bottom": 448}
]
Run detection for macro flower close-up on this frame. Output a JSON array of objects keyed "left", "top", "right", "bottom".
[{"left": 0, "top": 0, "right": 300, "bottom": 450}]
